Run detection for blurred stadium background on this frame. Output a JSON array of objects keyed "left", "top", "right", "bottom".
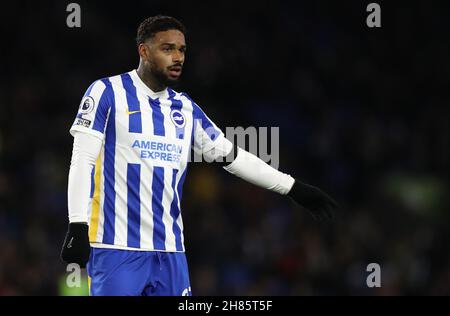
[{"left": 0, "top": 1, "right": 449, "bottom": 295}]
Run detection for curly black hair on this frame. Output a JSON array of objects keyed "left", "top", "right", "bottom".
[{"left": 136, "top": 15, "right": 186, "bottom": 45}]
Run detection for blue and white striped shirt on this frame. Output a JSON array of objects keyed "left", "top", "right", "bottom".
[{"left": 70, "top": 69, "right": 229, "bottom": 252}]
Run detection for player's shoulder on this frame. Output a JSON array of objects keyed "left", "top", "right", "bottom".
[
  {"left": 167, "top": 88, "right": 189, "bottom": 100},
  {"left": 84, "top": 75, "right": 113, "bottom": 93},
  {"left": 87, "top": 71, "right": 131, "bottom": 89},
  {"left": 178, "top": 92, "right": 208, "bottom": 116},
  {"left": 175, "top": 90, "right": 202, "bottom": 109},
  {"left": 169, "top": 89, "right": 200, "bottom": 108},
  {"left": 81, "top": 73, "right": 127, "bottom": 105}
]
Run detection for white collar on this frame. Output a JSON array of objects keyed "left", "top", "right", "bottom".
[{"left": 130, "top": 69, "right": 168, "bottom": 99}]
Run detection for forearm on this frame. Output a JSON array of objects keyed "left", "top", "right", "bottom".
[
  {"left": 67, "top": 132, "right": 102, "bottom": 223},
  {"left": 222, "top": 146, "right": 337, "bottom": 220},
  {"left": 223, "top": 146, "right": 295, "bottom": 195}
]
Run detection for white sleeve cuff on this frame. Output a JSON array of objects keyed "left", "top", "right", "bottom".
[{"left": 70, "top": 125, "right": 105, "bottom": 141}]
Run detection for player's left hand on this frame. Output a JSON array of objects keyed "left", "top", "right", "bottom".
[{"left": 287, "top": 179, "right": 339, "bottom": 221}]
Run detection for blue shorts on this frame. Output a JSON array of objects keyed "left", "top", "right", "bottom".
[{"left": 87, "top": 247, "right": 192, "bottom": 296}]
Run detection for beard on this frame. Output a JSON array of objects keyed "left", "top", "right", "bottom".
[{"left": 150, "top": 63, "right": 181, "bottom": 88}]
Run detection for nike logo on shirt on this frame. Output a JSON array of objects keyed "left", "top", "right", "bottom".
[{"left": 126, "top": 110, "right": 141, "bottom": 115}]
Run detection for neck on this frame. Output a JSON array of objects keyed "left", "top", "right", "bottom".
[{"left": 136, "top": 64, "right": 166, "bottom": 92}]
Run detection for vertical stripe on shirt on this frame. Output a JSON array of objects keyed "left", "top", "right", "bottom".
[
  {"left": 152, "top": 166, "right": 166, "bottom": 250},
  {"left": 127, "top": 163, "right": 141, "bottom": 248},
  {"left": 149, "top": 97, "right": 165, "bottom": 137},
  {"left": 168, "top": 89, "right": 185, "bottom": 139},
  {"left": 121, "top": 73, "right": 142, "bottom": 134},
  {"left": 169, "top": 169, "right": 183, "bottom": 251},
  {"left": 89, "top": 156, "right": 102, "bottom": 242},
  {"left": 102, "top": 78, "right": 116, "bottom": 245}
]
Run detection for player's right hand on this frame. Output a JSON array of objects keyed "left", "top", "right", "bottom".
[{"left": 60, "top": 222, "right": 91, "bottom": 268}]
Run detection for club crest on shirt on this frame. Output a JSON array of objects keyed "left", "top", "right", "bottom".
[
  {"left": 80, "top": 96, "right": 95, "bottom": 114},
  {"left": 170, "top": 109, "right": 186, "bottom": 128}
]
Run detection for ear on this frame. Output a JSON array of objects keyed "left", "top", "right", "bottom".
[{"left": 138, "top": 43, "right": 149, "bottom": 60}]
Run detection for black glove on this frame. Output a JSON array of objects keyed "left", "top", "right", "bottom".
[
  {"left": 61, "top": 223, "right": 91, "bottom": 268},
  {"left": 288, "top": 179, "right": 339, "bottom": 221}
]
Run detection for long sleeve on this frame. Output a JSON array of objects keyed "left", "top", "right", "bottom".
[
  {"left": 67, "top": 131, "right": 103, "bottom": 223},
  {"left": 183, "top": 92, "right": 294, "bottom": 195},
  {"left": 223, "top": 147, "right": 295, "bottom": 195}
]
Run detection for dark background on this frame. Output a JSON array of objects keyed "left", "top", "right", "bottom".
[{"left": 0, "top": 0, "right": 449, "bottom": 295}]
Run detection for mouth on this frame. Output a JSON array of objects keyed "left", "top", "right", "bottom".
[{"left": 168, "top": 66, "right": 182, "bottom": 78}]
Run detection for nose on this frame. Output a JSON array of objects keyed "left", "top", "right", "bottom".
[{"left": 172, "top": 50, "right": 184, "bottom": 63}]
